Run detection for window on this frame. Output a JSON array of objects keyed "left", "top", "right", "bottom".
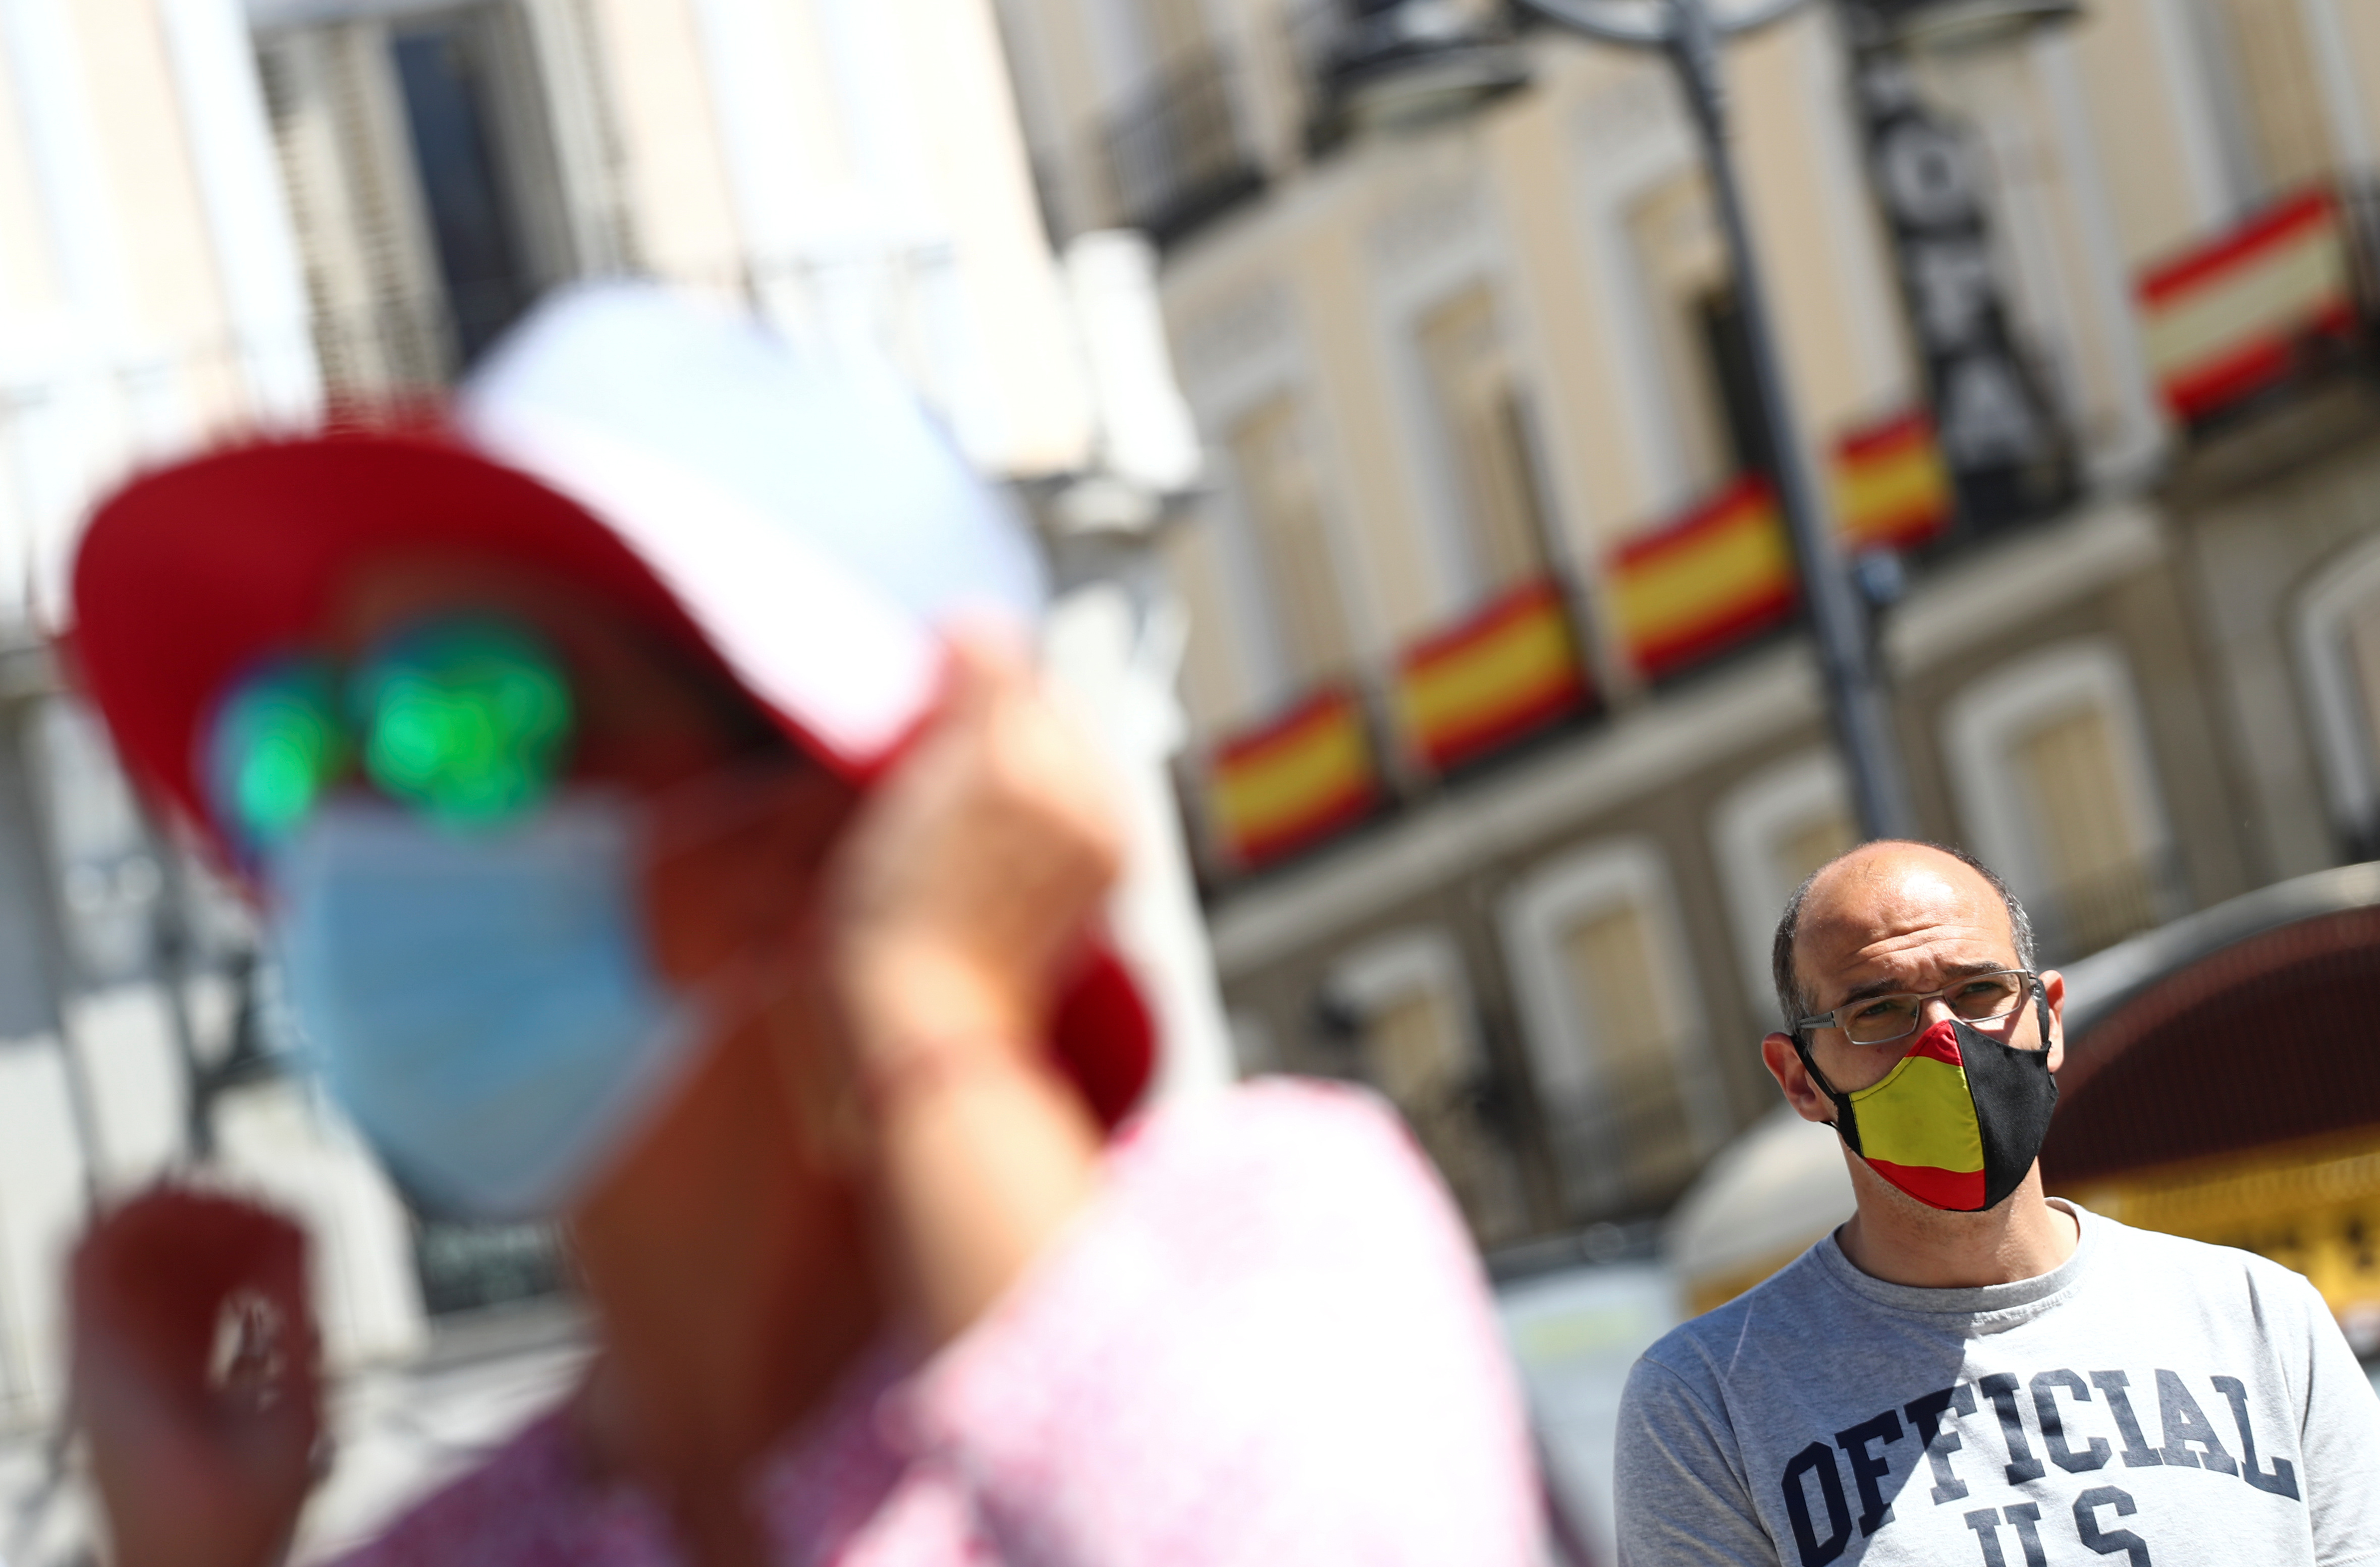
[
  {"left": 2190, "top": 0, "right": 2335, "bottom": 202},
  {"left": 1712, "top": 753, "right": 1856, "bottom": 1019},
  {"left": 1500, "top": 841, "right": 1728, "bottom": 1220},
  {"left": 389, "top": 18, "right": 543, "bottom": 361},
  {"left": 2010, "top": 706, "right": 2163, "bottom": 954},
  {"left": 1326, "top": 931, "right": 1530, "bottom": 1244},
  {"left": 2295, "top": 536, "right": 2380, "bottom": 857},
  {"left": 257, "top": 2, "right": 596, "bottom": 395},
  {"left": 1625, "top": 170, "right": 1768, "bottom": 496},
  {"left": 1414, "top": 283, "right": 1551, "bottom": 595},
  {"left": 1227, "top": 393, "right": 1355, "bottom": 685},
  {"left": 1941, "top": 642, "right": 2180, "bottom": 962}
]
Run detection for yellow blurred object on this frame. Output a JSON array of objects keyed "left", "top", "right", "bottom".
[{"left": 1207, "top": 690, "right": 1380, "bottom": 868}]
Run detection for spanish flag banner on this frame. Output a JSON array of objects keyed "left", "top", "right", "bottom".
[
  {"left": 2139, "top": 188, "right": 2359, "bottom": 424},
  {"left": 1845, "top": 1024, "right": 1988, "bottom": 1211},
  {"left": 1833, "top": 412, "right": 1952, "bottom": 553},
  {"left": 1206, "top": 687, "right": 1380, "bottom": 869},
  {"left": 1609, "top": 478, "right": 1796, "bottom": 681},
  {"left": 1393, "top": 578, "right": 1590, "bottom": 774}
]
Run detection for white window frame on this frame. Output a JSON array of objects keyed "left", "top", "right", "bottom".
[
  {"left": 2294, "top": 534, "right": 2380, "bottom": 845},
  {"left": 1498, "top": 837, "right": 1729, "bottom": 1210},
  {"left": 1938, "top": 638, "right": 2175, "bottom": 919},
  {"left": 1711, "top": 750, "right": 1853, "bottom": 1025},
  {"left": 1565, "top": 65, "right": 1705, "bottom": 521},
  {"left": 1177, "top": 281, "right": 1377, "bottom": 716},
  {"left": 1324, "top": 926, "right": 1484, "bottom": 1077},
  {"left": 1366, "top": 158, "right": 1521, "bottom": 615},
  {"left": 2141, "top": 0, "right": 2260, "bottom": 225}
]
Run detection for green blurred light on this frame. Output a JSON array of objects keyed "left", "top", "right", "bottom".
[
  {"left": 353, "top": 618, "right": 574, "bottom": 830},
  {"left": 211, "top": 661, "right": 343, "bottom": 848}
]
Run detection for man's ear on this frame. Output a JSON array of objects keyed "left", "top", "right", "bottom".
[
  {"left": 1763, "top": 1032, "right": 1834, "bottom": 1125},
  {"left": 2039, "top": 969, "right": 2067, "bottom": 1074}
]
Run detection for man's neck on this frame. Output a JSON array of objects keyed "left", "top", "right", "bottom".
[{"left": 1834, "top": 1161, "right": 2080, "bottom": 1289}]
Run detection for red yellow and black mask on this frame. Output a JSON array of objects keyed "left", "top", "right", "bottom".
[{"left": 1797, "top": 1007, "right": 2059, "bottom": 1213}]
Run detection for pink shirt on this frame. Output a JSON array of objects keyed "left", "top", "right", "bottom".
[{"left": 336, "top": 1080, "right": 1542, "bottom": 1565}]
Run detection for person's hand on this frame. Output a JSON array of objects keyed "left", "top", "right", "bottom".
[
  {"left": 72, "top": 1188, "right": 322, "bottom": 1567},
  {"left": 820, "top": 629, "right": 1123, "bottom": 1342},
  {"left": 824, "top": 628, "right": 1126, "bottom": 1073}
]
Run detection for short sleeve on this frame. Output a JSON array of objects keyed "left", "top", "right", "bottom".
[
  {"left": 1614, "top": 1355, "right": 1777, "bottom": 1567},
  {"left": 890, "top": 1079, "right": 1541, "bottom": 1567},
  {"left": 2297, "top": 1279, "right": 2380, "bottom": 1565}
]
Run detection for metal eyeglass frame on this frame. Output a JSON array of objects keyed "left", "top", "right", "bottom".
[{"left": 1792, "top": 969, "right": 2043, "bottom": 1047}]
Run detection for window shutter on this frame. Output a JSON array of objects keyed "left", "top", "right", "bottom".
[{"left": 256, "top": 21, "right": 449, "bottom": 402}]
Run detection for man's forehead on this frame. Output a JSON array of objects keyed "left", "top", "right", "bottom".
[{"left": 1795, "top": 846, "right": 2018, "bottom": 992}]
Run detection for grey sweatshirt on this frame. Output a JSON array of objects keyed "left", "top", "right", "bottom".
[{"left": 1615, "top": 1201, "right": 2380, "bottom": 1566}]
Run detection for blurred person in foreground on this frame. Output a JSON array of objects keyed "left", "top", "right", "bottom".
[
  {"left": 63, "top": 286, "right": 1538, "bottom": 1567},
  {"left": 1614, "top": 841, "right": 2380, "bottom": 1566}
]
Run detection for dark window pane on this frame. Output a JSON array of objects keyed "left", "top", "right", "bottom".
[{"left": 391, "top": 22, "right": 534, "bottom": 364}]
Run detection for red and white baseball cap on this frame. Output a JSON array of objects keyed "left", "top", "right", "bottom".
[{"left": 70, "top": 283, "right": 1153, "bottom": 1125}]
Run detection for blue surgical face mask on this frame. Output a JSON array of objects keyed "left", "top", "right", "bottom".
[{"left": 273, "top": 793, "right": 703, "bottom": 1220}]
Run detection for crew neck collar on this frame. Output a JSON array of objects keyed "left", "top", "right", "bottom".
[{"left": 1813, "top": 1199, "right": 2096, "bottom": 1323}]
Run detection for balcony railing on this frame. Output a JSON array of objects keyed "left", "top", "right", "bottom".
[
  {"left": 1195, "top": 578, "right": 1593, "bottom": 875},
  {"left": 1284, "top": 0, "right": 1527, "bottom": 157},
  {"left": 1192, "top": 411, "right": 1959, "bottom": 880},
  {"left": 2137, "top": 183, "right": 2372, "bottom": 431},
  {"left": 1202, "top": 684, "right": 1384, "bottom": 871},
  {"left": 1393, "top": 577, "right": 1593, "bottom": 774},
  {"left": 1095, "top": 48, "right": 1266, "bottom": 248}
]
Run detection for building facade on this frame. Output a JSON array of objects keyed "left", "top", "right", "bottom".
[{"left": 993, "top": 0, "right": 2380, "bottom": 1245}]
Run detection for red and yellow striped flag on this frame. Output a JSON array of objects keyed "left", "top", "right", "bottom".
[
  {"left": 1833, "top": 412, "right": 1951, "bottom": 553},
  {"left": 1609, "top": 479, "right": 1796, "bottom": 681},
  {"left": 1394, "top": 579, "right": 1589, "bottom": 774},
  {"left": 2139, "top": 188, "right": 2359, "bottom": 423},
  {"left": 1850, "top": 1026, "right": 1986, "bottom": 1211},
  {"left": 1206, "top": 688, "right": 1380, "bottom": 869}
]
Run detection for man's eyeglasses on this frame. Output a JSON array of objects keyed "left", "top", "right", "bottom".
[
  {"left": 1794, "top": 970, "right": 2040, "bottom": 1047},
  {"left": 204, "top": 614, "right": 575, "bottom": 853}
]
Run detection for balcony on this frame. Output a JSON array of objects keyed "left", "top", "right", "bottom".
[
  {"left": 1284, "top": 0, "right": 1528, "bottom": 158},
  {"left": 1190, "top": 411, "right": 1954, "bottom": 882},
  {"left": 1094, "top": 48, "right": 1266, "bottom": 249},
  {"left": 2137, "top": 182, "right": 2377, "bottom": 434}
]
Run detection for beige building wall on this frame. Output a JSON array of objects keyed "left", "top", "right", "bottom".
[
  {"left": 73, "top": 0, "right": 229, "bottom": 372},
  {"left": 589, "top": 0, "right": 744, "bottom": 286},
  {"left": 1000, "top": 0, "right": 2380, "bottom": 744},
  {"left": 0, "top": 0, "right": 306, "bottom": 624},
  {"left": 0, "top": 34, "right": 59, "bottom": 319}
]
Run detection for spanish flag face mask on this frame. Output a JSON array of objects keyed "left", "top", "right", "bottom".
[{"left": 1797, "top": 1002, "right": 2060, "bottom": 1213}]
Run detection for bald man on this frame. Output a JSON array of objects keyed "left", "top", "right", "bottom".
[{"left": 1612, "top": 841, "right": 2380, "bottom": 1567}]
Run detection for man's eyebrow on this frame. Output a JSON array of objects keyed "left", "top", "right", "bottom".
[{"left": 1828, "top": 960, "right": 2010, "bottom": 1009}]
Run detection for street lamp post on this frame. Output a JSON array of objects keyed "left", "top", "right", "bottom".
[{"left": 1522, "top": 0, "right": 1917, "bottom": 840}]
